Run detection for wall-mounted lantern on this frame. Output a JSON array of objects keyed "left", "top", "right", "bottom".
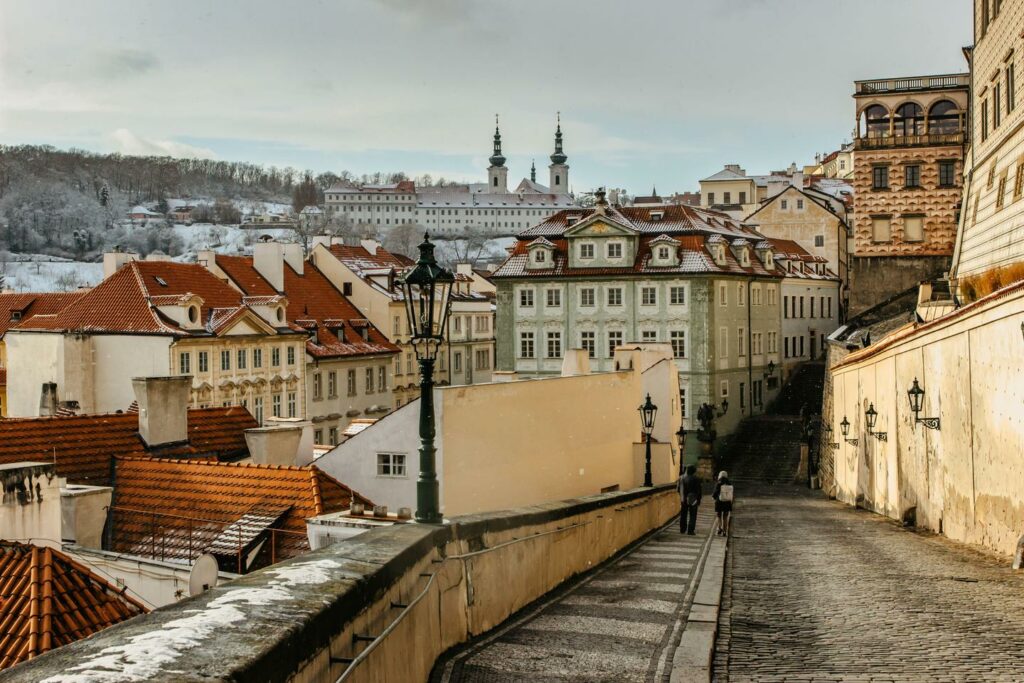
[
  {"left": 763, "top": 360, "right": 776, "bottom": 379},
  {"left": 718, "top": 399, "right": 729, "bottom": 416},
  {"left": 840, "top": 416, "right": 858, "bottom": 446},
  {"left": 823, "top": 422, "right": 839, "bottom": 449},
  {"left": 865, "top": 403, "right": 887, "bottom": 442},
  {"left": 907, "top": 378, "right": 941, "bottom": 430}
]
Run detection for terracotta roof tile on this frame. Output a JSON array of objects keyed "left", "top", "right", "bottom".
[
  {"left": 109, "top": 458, "right": 373, "bottom": 571},
  {"left": 215, "top": 255, "right": 398, "bottom": 360},
  {"left": 0, "top": 407, "right": 258, "bottom": 486},
  {"left": 0, "top": 541, "right": 147, "bottom": 671},
  {"left": 0, "top": 292, "right": 86, "bottom": 338}
]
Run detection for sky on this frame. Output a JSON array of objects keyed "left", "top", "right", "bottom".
[{"left": 0, "top": 0, "right": 973, "bottom": 194}]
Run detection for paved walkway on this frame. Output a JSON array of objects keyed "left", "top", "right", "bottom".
[
  {"left": 433, "top": 508, "right": 716, "bottom": 683},
  {"left": 713, "top": 486, "right": 1024, "bottom": 682}
]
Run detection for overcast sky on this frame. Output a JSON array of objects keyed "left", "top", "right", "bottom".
[{"left": 0, "top": 0, "right": 972, "bottom": 193}]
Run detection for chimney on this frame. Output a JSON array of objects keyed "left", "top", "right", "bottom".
[
  {"left": 311, "top": 235, "right": 332, "bottom": 251},
  {"left": 132, "top": 376, "right": 190, "bottom": 447},
  {"left": 360, "top": 238, "right": 379, "bottom": 255},
  {"left": 282, "top": 243, "right": 304, "bottom": 275},
  {"left": 724, "top": 164, "right": 745, "bottom": 176},
  {"left": 561, "top": 349, "right": 591, "bottom": 377},
  {"left": 253, "top": 241, "right": 285, "bottom": 292},
  {"left": 331, "top": 236, "right": 345, "bottom": 246},
  {"left": 244, "top": 424, "right": 304, "bottom": 466},
  {"left": 456, "top": 263, "right": 473, "bottom": 276},
  {"left": 39, "top": 382, "right": 58, "bottom": 416},
  {"left": 594, "top": 187, "right": 608, "bottom": 216},
  {"left": 102, "top": 249, "right": 139, "bottom": 278},
  {"left": 61, "top": 482, "right": 112, "bottom": 549}
]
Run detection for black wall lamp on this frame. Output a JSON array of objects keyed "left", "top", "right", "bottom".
[
  {"left": 763, "top": 360, "right": 776, "bottom": 379},
  {"left": 865, "top": 403, "right": 887, "bottom": 442},
  {"left": 839, "top": 416, "right": 858, "bottom": 446},
  {"left": 907, "top": 378, "right": 941, "bottom": 430},
  {"left": 823, "top": 422, "right": 840, "bottom": 449}
]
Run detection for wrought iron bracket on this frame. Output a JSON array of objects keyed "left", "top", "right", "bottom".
[
  {"left": 916, "top": 417, "right": 941, "bottom": 430},
  {"left": 828, "top": 442, "right": 840, "bottom": 449},
  {"left": 845, "top": 438, "right": 859, "bottom": 446},
  {"left": 872, "top": 432, "right": 888, "bottom": 442}
]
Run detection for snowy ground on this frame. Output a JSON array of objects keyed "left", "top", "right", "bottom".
[{"left": 0, "top": 226, "right": 517, "bottom": 292}]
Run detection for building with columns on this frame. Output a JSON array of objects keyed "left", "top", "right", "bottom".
[{"left": 324, "top": 117, "right": 576, "bottom": 237}]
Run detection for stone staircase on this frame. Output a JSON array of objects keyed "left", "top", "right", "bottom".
[
  {"left": 718, "top": 415, "right": 805, "bottom": 489},
  {"left": 769, "top": 361, "right": 825, "bottom": 416}
]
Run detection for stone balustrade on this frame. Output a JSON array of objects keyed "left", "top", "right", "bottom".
[{"left": 3, "top": 484, "right": 679, "bottom": 683}]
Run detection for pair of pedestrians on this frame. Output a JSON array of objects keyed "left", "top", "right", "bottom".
[{"left": 677, "top": 467, "right": 733, "bottom": 536}]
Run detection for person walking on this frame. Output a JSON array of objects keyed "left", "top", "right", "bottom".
[
  {"left": 678, "top": 465, "right": 702, "bottom": 535},
  {"left": 713, "top": 470, "right": 734, "bottom": 536}
]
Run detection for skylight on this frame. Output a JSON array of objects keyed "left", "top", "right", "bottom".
[{"left": 154, "top": 276, "right": 168, "bottom": 287}]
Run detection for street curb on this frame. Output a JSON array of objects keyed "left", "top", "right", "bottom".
[{"left": 668, "top": 534, "right": 728, "bottom": 683}]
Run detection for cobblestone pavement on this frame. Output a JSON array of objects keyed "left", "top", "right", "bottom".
[
  {"left": 432, "top": 508, "right": 715, "bottom": 683},
  {"left": 713, "top": 485, "right": 1024, "bottom": 682}
]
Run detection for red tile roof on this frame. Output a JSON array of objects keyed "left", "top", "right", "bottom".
[
  {"left": 0, "top": 292, "right": 86, "bottom": 338},
  {"left": 16, "top": 261, "right": 273, "bottom": 336},
  {"left": 109, "top": 458, "right": 373, "bottom": 571},
  {"left": 0, "top": 407, "right": 258, "bottom": 486},
  {"left": 0, "top": 541, "right": 147, "bottom": 671},
  {"left": 493, "top": 205, "right": 784, "bottom": 280},
  {"left": 214, "top": 255, "right": 398, "bottom": 360},
  {"left": 327, "top": 244, "right": 414, "bottom": 275}
]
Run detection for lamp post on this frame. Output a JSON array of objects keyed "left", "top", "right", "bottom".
[
  {"left": 676, "top": 425, "right": 688, "bottom": 477},
  {"left": 840, "top": 415, "right": 858, "bottom": 447},
  {"left": 398, "top": 234, "right": 454, "bottom": 524},
  {"left": 639, "top": 394, "right": 658, "bottom": 487},
  {"left": 907, "top": 378, "right": 941, "bottom": 430},
  {"left": 865, "top": 403, "right": 887, "bottom": 442}
]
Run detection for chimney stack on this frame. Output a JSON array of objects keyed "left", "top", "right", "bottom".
[
  {"left": 253, "top": 241, "right": 285, "bottom": 292},
  {"left": 560, "top": 349, "right": 591, "bottom": 377},
  {"left": 244, "top": 424, "right": 304, "bottom": 466},
  {"left": 39, "top": 382, "right": 58, "bottom": 416},
  {"left": 103, "top": 249, "right": 139, "bottom": 279},
  {"left": 360, "top": 239, "right": 379, "bottom": 255},
  {"left": 132, "top": 376, "right": 191, "bottom": 447},
  {"left": 282, "top": 242, "right": 304, "bottom": 276}
]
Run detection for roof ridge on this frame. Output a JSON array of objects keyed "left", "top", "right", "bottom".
[
  {"left": 127, "top": 261, "right": 177, "bottom": 334},
  {"left": 114, "top": 455, "right": 312, "bottom": 471}
]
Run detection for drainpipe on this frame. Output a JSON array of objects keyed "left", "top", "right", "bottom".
[{"left": 747, "top": 278, "right": 754, "bottom": 415}]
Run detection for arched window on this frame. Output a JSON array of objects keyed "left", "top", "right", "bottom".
[
  {"left": 862, "top": 105, "right": 890, "bottom": 138},
  {"left": 894, "top": 103, "right": 924, "bottom": 136},
  {"left": 928, "top": 100, "right": 960, "bottom": 135}
]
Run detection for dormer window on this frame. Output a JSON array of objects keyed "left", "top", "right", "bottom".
[
  {"left": 187, "top": 305, "right": 199, "bottom": 324},
  {"left": 534, "top": 250, "right": 547, "bottom": 264},
  {"left": 9, "top": 311, "right": 21, "bottom": 322},
  {"left": 651, "top": 211, "right": 664, "bottom": 221},
  {"left": 658, "top": 246, "right": 670, "bottom": 260},
  {"left": 741, "top": 249, "right": 750, "bottom": 267}
]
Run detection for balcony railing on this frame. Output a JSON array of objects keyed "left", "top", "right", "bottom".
[
  {"left": 854, "top": 132, "right": 965, "bottom": 150},
  {"left": 856, "top": 74, "right": 969, "bottom": 95}
]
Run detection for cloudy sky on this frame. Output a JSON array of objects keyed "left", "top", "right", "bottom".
[{"left": 1, "top": 0, "right": 971, "bottom": 193}]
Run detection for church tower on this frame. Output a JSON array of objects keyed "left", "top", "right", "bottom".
[
  {"left": 487, "top": 115, "right": 508, "bottom": 194},
  {"left": 548, "top": 112, "right": 569, "bottom": 195}
]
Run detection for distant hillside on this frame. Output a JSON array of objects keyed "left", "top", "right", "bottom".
[{"left": 0, "top": 145, "right": 430, "bottom": 260}]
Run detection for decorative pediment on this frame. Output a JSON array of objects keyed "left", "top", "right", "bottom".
[
  {"left": 563, "top": 214, "right": 637, "bottom": 238},
  {"left": 214, "top": 308, "right": 280, "bottom": 337},
  {"left": 526, "top": 237, "right": 556, "bottom": 270}
]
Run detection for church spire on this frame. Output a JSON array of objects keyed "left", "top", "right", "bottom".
[
  {"left": 531, "top": 159, "right": 536, "bottom": 182},
  {"left": 550, "top": 111, "right": 567, "bottom": 165},
  {"left": 489, "top": 114, "right": 506, "bottom": 167}
]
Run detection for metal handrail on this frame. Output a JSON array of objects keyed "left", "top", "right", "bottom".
[{"left": 333, "top": 519, "right": 593, "bottom": 682}]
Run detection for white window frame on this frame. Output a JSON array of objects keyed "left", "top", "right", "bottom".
[{"left": 377, "top": 453, "right": 408, "bottom": 478}]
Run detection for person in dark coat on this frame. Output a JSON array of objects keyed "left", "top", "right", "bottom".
[
  {"left": 712, "top": 470, "right": 734, "bottom": 536},
  {"left": 677, "top": 465, "right": 702, "bottom": 535}
]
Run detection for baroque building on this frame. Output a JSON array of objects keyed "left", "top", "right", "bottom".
[
  {"left": 323, "top": 117, "right": 575, "bottom": 236},
  {"left": 849, "top": 72, "right": 969, "bottom": 315},
  {"left": 491, "top": 192, "right": 783, "bottom": 447}
]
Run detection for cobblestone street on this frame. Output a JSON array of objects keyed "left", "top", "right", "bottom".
[
  {"left": 432, "top": 509, "right": 715, "bottom": 683},
  {"left": 713, "top": 485, "right": 1024, "bottom": 682}
]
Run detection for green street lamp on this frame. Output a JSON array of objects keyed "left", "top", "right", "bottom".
[
  {"left": 676, "top": 425, "right": 687, "bottom": 477},
  {"left": 398, "top": 233, "right": 454, "bottom": 524},
  {"left": 639, "top": 394, "right": 658, "bottom": 487}
]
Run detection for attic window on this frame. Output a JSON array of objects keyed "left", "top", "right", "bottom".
[
  {"left": 651, "top": 211, "right": 664, "bottom": 221},
  {"left": 187, "top": 305, "right": 199, "bottom": 323},
  {"left": 658, "top": 246, "right": 670, "bottom": 260},
  {"left": 534, "top": 250, "right": 547, "bottom": 263},
  {"left": 154, "top": 276, "right": 168, "bottom": 287},
  {"left": 276, "top": 307, "right": 285, "bottom": 323},
  {"left": 9, "top": 311, "right": 21, "bottom": 322}
]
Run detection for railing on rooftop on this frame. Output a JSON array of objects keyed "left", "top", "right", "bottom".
[
  {"left": 856, "top": 74, "right": 969, "bottom": 94},
  {"left": 854, "top": 132, "right": 965, "bottom": 150}
]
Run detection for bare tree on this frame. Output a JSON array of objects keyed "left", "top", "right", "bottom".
[{"left": 382, "top": 223, "right": 421, "bottom": 258}]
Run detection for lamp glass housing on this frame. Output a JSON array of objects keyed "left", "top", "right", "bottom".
[
  {"left": 399, "top": 234, "right": 454, "bottom": 361},
  {"left": 639, "top": 394, "right": 657, "bottom": 436},
  {"left": 840, "top": 416, "right": 850, "bottom": 437},
  {"left": 865, "top": 403, "right": 878, "bottom": 431},
  {"left": 907, "top": 378, "right": 924, "bottom": 416}
]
